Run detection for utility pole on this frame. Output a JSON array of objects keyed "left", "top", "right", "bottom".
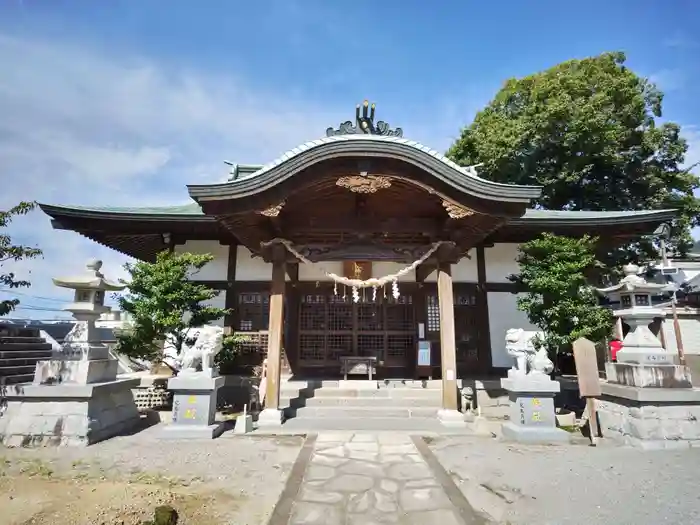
[{"left": 658, "top": 224, "right": 686, "bottom": 366}]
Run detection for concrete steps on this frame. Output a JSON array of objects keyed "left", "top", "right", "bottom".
[
  {"left": 0, "top": 328, "right": 53, "bottom": 386},
  {"left": 278, "top": 379, "right": 444, "bottom": 429}
]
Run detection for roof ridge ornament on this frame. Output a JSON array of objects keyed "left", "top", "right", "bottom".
[{"left": 326, "top": 100, "right": 403, "bottom": 138}]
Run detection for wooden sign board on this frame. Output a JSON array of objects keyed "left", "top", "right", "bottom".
[
  {"left": 572, "top": 337, "right": 602, "bottom": 398},
  {"left": 343, "top": 261, "right": 372, "bottom": 281}
]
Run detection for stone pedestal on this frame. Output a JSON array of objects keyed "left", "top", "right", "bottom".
[
  {"left": 500, "top": 375, "right": 570, "bottom": 444},
  {"left": 605, "top": 362, "right": 693, "bottom": 389},
  {"left": 597, "top": 382, "right": 700, "bottom": 449},
  {"left": 0, "top": 379, "right": 141, "bottom": 447},
  {"left": 437, "top": 409, "right": 467, "bottom": 428},
  {"left": 160, "top": 373, "right": 224, "bottom": 439},
  {"left": 257, "top": 407, "right": 284, "bottom": 427}
]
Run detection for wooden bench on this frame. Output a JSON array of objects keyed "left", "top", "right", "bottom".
[{"left": 340, "top": 356, "right": 377, "bottom": 380}]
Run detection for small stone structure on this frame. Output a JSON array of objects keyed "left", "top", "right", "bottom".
[
  {"left": 500, "top": 329, "right": 570, "bottom": 443},
  {"left": 596, "top": 264, "right": 700, "bottom": 448},
  {"left": 0, "top": 260, "right": 141, "bottom": 447},
  {"left": 159, "top": 326, "right": 226, "bottom": 439}
]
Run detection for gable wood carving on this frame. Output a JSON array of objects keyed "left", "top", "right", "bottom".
[
  {"left": 336, "top": 175, "right": 392, "bottom": 194},
  {"left": 442, "top": 199, "right": 474, "bottom": 219},
  {"left": 258, "top": 202, "right": 285, "bottom": 217}
]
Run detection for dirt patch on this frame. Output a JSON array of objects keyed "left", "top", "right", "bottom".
[{"left": 0, "top": 474, "right": 244, "bottom": 525}]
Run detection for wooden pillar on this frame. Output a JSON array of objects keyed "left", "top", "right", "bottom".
[
  {"left": 437, "top": 262, "right": 459, "bottom": 411},
  {"left": 264, "top": 258, "right": 286, "bottom": 411},
  {"left": 475, "top": 245, "right": 493, "bottom": 374}
]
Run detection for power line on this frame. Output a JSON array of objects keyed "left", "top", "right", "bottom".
[
  {"left": 10, "top": 305, "right": 66, "bottom": 312},
  {"left": 0, "top": 289, "right": 68, "bottom": 303}
]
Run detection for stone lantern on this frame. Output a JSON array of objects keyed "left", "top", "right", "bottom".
[
  {"left": 34, "top": 259, "right": 126, "bottom": 384},
  {"left": 595, "top": 263, "right": 692, "bottom": 387}
]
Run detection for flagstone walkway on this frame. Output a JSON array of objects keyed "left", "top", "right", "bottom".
[{"left": 268, "top": 432, "right": 488, "bottom": 525}]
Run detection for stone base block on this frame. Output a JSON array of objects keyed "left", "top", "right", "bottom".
[
  {"left": 501, "top": 375, "right": 561, "bottom": 394},
  {"left": 437, "top": 409, "right": 467, "bottom": 428},
  {"left": 597, "top": 383, "right": 700, "bottom": 449},
  {"left": 159, "top": 422, "right": 225, "bottom": 440},
  {"left": 605, "top": 362, "right": 692, "bottom": 388},
  {"left": 34, "top": 358, "right": 118, "bottom": 385},
  {"left": 0, "top": 379, "right": 141, "bottom": 447},
  {"left": 501, "top": 421, "right": 571, "bottom": 444},
  {"left": 166, "top": 373, "right": 223, "bottom": 433},
  {"left": 234, "top": 414, "right": 253, "bottom": 434},
  {"left": 257, "top": 408, "right": 284, "bottom": 427}
]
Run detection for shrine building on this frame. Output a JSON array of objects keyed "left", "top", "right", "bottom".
[{"left": 39, "top": 101, "right": 676, "bottom": 414}]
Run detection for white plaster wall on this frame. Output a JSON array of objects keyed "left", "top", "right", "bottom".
[
  {"left": 202, "top": 290, "right": 226, "bottom": 327},
  {"left": 662, "top": 315, "right": 700, "bottom": 356},
  {"left": 299, "top": 261, "right": 344, "bottom": 281},
  {"left": 484, "top": 243, "right": 521, "bottom": 283},
  {"left": 174, "top": 240, "right": 229, "bottom": 281},
  {"left": 422, "top": 251, "right": 478, "bottom": 283},
  {"left": 235, "top": 246, "right": 271, "bottom": 281},
  {"left": 373, "top": 262, "right": 415, "bottom": 282},
  {"left": 487, "top": 291, "right": 539, "bottom": 368}
]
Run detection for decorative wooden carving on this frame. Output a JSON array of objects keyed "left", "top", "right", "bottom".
[
  {"left": 336, "top": 175, "right": 391, "bottom": 194},
  {"left": 342, "top": 261, "right": 372, "bottom": 281},
  {"left": 258, "top": 202, "right": 285, "bottom": 217},
  {"left": 442, "top": 199, "right": 474, "bottom": 219}
]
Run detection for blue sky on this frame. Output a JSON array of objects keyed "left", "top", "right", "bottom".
[{"left": 1, "top": 0, "right": 699, "bottom": 318}]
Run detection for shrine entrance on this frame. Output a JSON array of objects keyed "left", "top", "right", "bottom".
[{"left": 297, "top": 283, "right": 416, "bottom": 376}]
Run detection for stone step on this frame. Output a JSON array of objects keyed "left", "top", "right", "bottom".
[
  {"left": 0, "top": 356, "right": 48, "bottom": 367},
  {"left": 0, "top": 350, "right": 52, "bottom": 359},
  {"left": 0, "top": 336, "right": 47, "bottom": 344},
  {"left": 279, "top": 396, "right": 441, "bottom": 408},
  {"left": 0, "top": 364, "right": 37, "bottom": 376},
  {"left": 284, "top": 405, "right": 440, "bottom": 420},
  {"left": 280, "top": 387, "right": 443, "bottom": 400},
  {"left": 0, "top": 373, "right": 34, "bottom": 385},
  {"left": 0, "top": 341, "right": 53, "bottom": 351},
  {"left": 277, "top": 416, "right": 463, "bottom": 433}
]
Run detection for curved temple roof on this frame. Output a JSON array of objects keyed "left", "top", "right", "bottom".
[
  {"left": 39, "top": 202, "right": 679, "bottom": 226},
  {"left": 186, "top": 134, "right": 543, "bottom": 204}
]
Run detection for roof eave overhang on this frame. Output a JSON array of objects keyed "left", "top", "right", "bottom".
[
  {"left": 186, "top": 138, "right": 542, "bottom": 205},
  {"left": 39, "top": 203, "right": 215, "bottom": 224},
  {"left": 510, "top": 209, "right": 680, "bottom": 229}
]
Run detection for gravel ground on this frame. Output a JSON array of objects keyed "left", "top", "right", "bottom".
[
  {"left": 0, "top": 424, "right": 304, "bottom": 525},
  {"left": 428, "top": 435, "right": 700, "bottom": 525}
]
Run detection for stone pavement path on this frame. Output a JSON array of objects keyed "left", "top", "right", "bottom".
[{"left": 270, "top": 432, "right": 488, "bottom": 525}]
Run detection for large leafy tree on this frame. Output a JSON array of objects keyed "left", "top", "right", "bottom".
[
  {"left": 115, "top": 251, "right": 233, "bottom": 364},
  {"left": 1, "top": 202, "right": 43, "bottom": 316},
  {"left": 509, "top": 233, "right": 614, "bottom": 360},
  {"left": 448, "top": 51, "right": 699, "bottom": 263}
]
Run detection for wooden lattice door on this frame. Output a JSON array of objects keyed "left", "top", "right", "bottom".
[{"left": 297, "top": 285, "right": 416, "bottom": 372}]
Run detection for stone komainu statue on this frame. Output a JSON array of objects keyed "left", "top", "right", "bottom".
[
  {"left": 505, "top": 328, "right": 554, "bottom": 377},
  {"left": 178, "top": 325, "right": 225, "bottom": 374}
]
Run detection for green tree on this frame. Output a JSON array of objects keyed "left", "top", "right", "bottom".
[
  {"left": 448, "top": 51, "right": 699, "bottom": 262},
  {"left": 115, "top": 251, "right": 233, "bottom": 364},
  {"left": 1, "top": 202, "right": 43, "bottom": 316},
  {"left": 509, "top": 233, "right": 614, "bottom": 362}
]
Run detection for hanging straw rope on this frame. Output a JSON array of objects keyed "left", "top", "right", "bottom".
[{"left": 262, "top": 238, "right": 449, "bottom": 288}]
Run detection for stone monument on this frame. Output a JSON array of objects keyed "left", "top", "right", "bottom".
[
  {"left": 595, "top": 263, "right": 700, "bottom": 448},
  {"left": 160, "top": 325, "right": 226, "bottom": 439},
  {"left": 0, "top": 260, "right": 141, "bottom": 447},
  {"left": 500, "top": 328, "right": 570, "bottom": 443}
]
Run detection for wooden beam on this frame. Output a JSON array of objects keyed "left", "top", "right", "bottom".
[
  {"left": 282, "top": 216, "right": 441, "bottom": 235},
  {"left": 286, "top": 262, "right": 299, "bottom": 282},
  {"left": 437, "top": 262, "right": 459, "bottom": 411},
  {"left": 476, "top": 246, "right": 493, "bottom": 374},
  {"left": 415, "top": 262, "right": 437, "bottom": 283},
  {"left": 223, "top": 244, "right": 238, "bottom": 335},
  {"left": 264, "top": 259, "right": 286, "bottom": 412}
]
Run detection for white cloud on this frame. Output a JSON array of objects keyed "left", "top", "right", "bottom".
[{"left": 0, "top": 32, "right": 348, "bottom": 319}]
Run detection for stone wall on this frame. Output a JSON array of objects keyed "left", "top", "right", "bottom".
[{"left": 597, "top": 396, "right": 700, "bottom": 449}]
